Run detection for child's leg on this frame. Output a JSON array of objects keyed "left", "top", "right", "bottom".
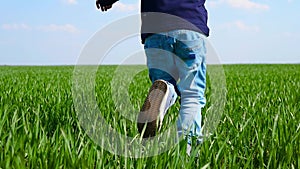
[
  {"left": 173, "top": 30, "right": 207, "bottom": 146},
  {"left": 138, "top": 33, "right": 179, "bottom": 137},
  {"left": 144, "top": 34, "right": 179, "bottom": 88}
]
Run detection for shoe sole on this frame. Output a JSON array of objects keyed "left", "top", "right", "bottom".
[{"left": 137, "top": 80, "right": 168, "bottom": 138}]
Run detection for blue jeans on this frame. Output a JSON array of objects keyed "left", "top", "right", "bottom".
[{"left": 144, "top": 30, "right": 207, "bottom": 145}]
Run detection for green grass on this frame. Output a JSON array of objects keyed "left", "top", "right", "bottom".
[{"left": 0, "top": 64, "right": 299, "bottom": 168}]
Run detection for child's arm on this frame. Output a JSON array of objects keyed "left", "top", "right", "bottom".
[{"left": 96, "top": 0, "right": 118, "bottom": 11}]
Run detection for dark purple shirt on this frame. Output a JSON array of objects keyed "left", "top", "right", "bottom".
[{"left": 141, "top": 0, "right": 209, "bottom": 43}]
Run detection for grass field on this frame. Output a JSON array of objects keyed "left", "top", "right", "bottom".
[{"left": 0, "top": 64, "right": 299, "bottom": 168}]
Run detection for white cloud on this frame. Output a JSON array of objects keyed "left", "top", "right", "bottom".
[
  {"left": 282, "top": 31, "right": 300, "bottom": 39},
  {"left": 2, "top": 23, "right": 32, "bottom": 31},
  {"left": 62, "top": 0, "right": 77, "bottom": 5},
  {"left": 234, "top": 21, "right": 260, "bottom": 32},
  {"left": 2, "top": 23, "right": 79, "bottom": 33},
  {"left": 207, "top": 0, "right": 224, "bottom": 8},
  {"left": 113, "top": 2, "right": 139, "bottom": 12},
  {"left": 208, "top": 0, "right": 269, "bottom": 11},
  {"left": 220, "top": 21, "right": 260, "bottom": 32},
  {"left": 37, "top": 24, "right": 79, "bottom": 33},
  {"left": 227, "top": 0, "right": 269, "bottom": 10}
]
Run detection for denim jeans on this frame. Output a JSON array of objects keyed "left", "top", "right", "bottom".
[{"left": 144, "top": 30, "right": 207, "bottom": 144}]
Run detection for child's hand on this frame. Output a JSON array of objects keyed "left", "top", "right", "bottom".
[{"left": 96, "top": 0, "right": 118, "bottom": 11}]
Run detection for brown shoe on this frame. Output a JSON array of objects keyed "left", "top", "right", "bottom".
[{"left": 137, "top": 80, "right": 177, "bottom": 138}]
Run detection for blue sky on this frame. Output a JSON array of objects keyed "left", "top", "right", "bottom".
[{"left": 0, "top": 0, "right": 299, "bottom": 65}]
